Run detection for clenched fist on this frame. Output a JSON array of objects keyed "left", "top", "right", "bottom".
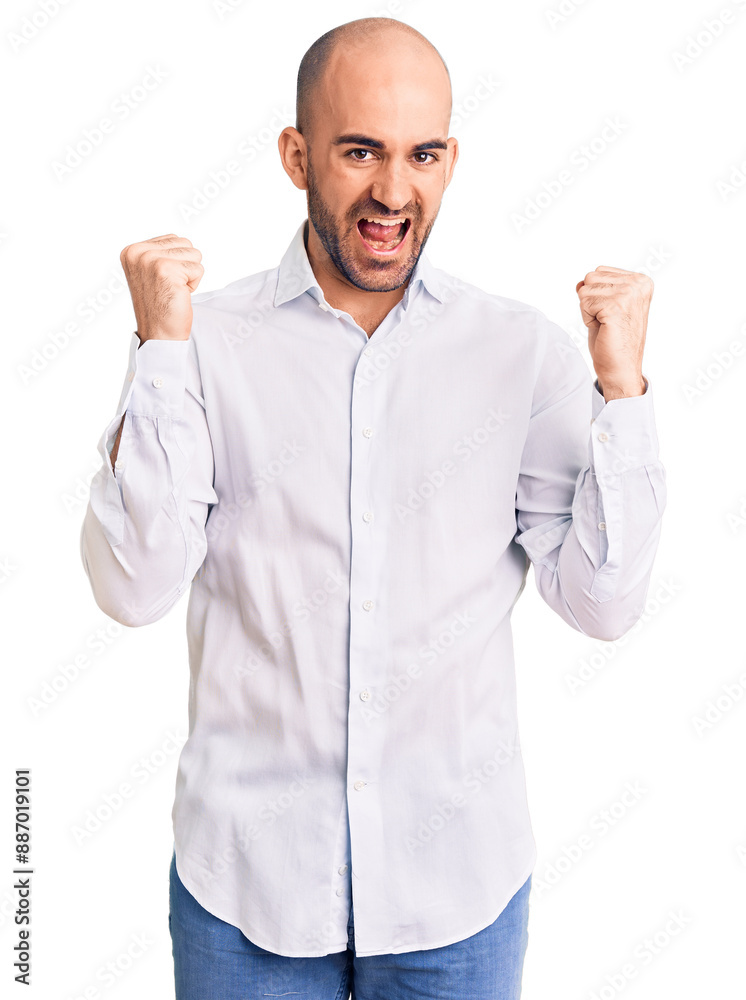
[
  {"left": 120, "top": 234, "right": 204, "bottom": 343},
  {"left": 575, "top": 265, "right": 652, "bottom": 400}
]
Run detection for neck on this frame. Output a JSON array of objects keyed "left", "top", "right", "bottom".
[{"left": 304, "top": 219, "right": 408, "bottom": 333}]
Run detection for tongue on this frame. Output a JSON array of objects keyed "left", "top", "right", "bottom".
[{"left": 359, "top": 219, "right": 403, "bottom": 242}]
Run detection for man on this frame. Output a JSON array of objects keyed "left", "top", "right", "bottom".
[{"left": 80, "top": 16, "right": 666, "bottom": 1000}]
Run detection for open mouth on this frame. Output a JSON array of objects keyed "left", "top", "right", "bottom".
[{"left": 356, "top": 217, "right": 411, "bottom": 255}]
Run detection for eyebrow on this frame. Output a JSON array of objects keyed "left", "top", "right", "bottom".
[{"left": 332, "top": 133, "right": 448, "bottom": 152}]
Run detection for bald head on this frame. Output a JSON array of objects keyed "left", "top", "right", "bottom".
[{"left": 296, "top": 18, "right": 451, "bottom": 143}]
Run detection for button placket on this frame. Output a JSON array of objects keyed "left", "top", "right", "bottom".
[
  {"left": 345, "top": 336, "right": 394, "bottom": 914},
  {"left": 329, "top": 805, "right": 352, "bottom": 939}
]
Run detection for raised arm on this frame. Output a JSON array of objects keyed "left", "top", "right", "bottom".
[
  {"left": 514, "top": 268, "right": 666, "bottom": 641},
  {"left": 79, "top": 235, "right": 218, "bottom": 626}
]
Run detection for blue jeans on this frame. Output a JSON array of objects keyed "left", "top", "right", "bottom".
[{"left": 169, "top": 849, "right": 531, "bottom": 999}]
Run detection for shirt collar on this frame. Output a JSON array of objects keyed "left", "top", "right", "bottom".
[{"left": 273, "top": 218, "right": 448, "bottom": 308}]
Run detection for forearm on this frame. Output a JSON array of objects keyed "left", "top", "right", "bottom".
[
  {"left": 110, "top": 414, "right": 125, "bottom": 469},
  {"left": 110, "top": 330, "right": 141, "bottom": 470}
]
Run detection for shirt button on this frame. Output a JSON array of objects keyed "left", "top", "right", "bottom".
[
  {"left": 335, "top": 888, "right": 344, "bottom": 896},
  {"left": 127, "top": 371, "right": 134, "bottom": 382},
  {"left": 319, "top": 302, "right": 330, "bottom": 311},
  {"left": 338, "top": 865, "right": 348, "bottom": 875},
  {"left": 354, "top": 780, "right": 366, "bottom": 791},
  {"left": 598, "top": 522, "right": 607, "bottom": 531},
  {"left": 360, "top": 690, "right": 371, "bottom": 701},
  {"left": 363, "top": 347, "right": 373, "bottom": 356},
  {"left": 152, "top": 377, "right": 164, "bottom": 389},
  {"left": 597, "top": 432, "right": 609, "bottom": 442},
  {"left": 362, "top": 600, "right": 374, "bottom": 612},
  {"left": 362, "top": 511, "right": 373, "bottom": 523},
  {"left": 362, "top": 427, "right": 373, "bottom": 438}
]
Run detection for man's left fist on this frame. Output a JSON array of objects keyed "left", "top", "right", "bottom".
[{"left": 576, "top": 265, "right": 653, "bottom": 399}]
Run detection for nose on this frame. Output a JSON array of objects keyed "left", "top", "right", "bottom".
[{"left": 369, "top": 159, "right": 412, "bottom": 215}]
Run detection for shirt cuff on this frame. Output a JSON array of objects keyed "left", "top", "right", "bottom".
[
  {"left": 120, "top": 331, "right": 191, "bottom": 418},
  {"left": 589, "top": 376, "right": 660, "bottom": 474}
]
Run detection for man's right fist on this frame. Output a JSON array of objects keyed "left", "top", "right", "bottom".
[{"left": 120, "top": 234, "right": 204, "bottom": 343}]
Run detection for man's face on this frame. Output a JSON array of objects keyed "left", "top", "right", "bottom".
[{"left": 301, "top": 37, "right": 458, "bottom": 293}]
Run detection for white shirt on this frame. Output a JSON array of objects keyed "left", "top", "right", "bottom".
[{"left": 80, "top": 218, "right": 667, "bottom": 957}]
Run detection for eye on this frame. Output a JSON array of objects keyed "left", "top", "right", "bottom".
[{"left": 345, "top": 149, "right": 439, "bottom": 164}]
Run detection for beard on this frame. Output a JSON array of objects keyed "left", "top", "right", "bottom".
[{"left": 305, "top": 156, "right": 436, "bottom": 293}]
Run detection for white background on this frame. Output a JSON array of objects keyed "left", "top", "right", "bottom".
[{"left": 3, "top": 0, "right": 744, "bottom": 997}]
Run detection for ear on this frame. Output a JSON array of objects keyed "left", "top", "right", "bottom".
[
  {"left": 278, "top": 127, "right": 309, "bottom": 191},
  {"left": 443, "top": 137, "right": 459, "bottom": 191}
]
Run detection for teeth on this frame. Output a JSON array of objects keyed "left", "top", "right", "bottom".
[{"left": 364, "top": 217, "right": 405, "bottom": 227}]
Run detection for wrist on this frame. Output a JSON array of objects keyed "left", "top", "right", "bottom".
[
  {"left": 135, "top": 328, "right": 190, "bottom": 346},
  {"left": 596, "top": 374, "right": 646, "bottom": 400}
]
